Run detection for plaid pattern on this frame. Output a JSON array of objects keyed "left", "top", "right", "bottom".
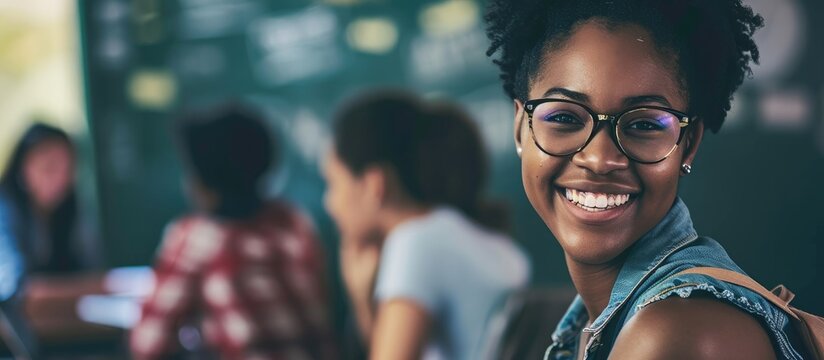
[{"left": 130, "top": 202, "right": 335, "bottom": 360}]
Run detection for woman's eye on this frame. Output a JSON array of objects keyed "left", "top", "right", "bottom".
[
  {"left": 543, "top": 113, "right": 582, "bottom": 124},
  {"left": 625, "top": 119, "right": 664, "bottom": 131}
]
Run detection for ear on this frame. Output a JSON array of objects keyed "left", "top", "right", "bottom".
[
  {"left": 680, "top": 119, "right": 704, "bottom": 176},
  {"left": 514, "top": 99, "right": 526, "bottom": 158},
  {"left": 361, "top": 165, "right": 388, "bottom": 208}
]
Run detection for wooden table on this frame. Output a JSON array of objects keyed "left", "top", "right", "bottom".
[{"left": 1, "top": 267, "right": 153, "bottom": 358}]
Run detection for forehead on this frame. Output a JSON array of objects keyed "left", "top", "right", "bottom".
[
  {"left": 531, "top": 21, "right": 685, "bottom": 110},
  {"left": 323, "top": 149, "right": 351, "bottom": 179},
  {"left": 27, "top": 140, "right": 72, "bottom": 159}
]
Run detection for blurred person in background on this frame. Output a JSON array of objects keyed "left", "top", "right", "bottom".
[
  {"left": 130, "top": 103, "right": 336, "bottom": 360},
  {"left": 485, "top": 0, "right": 809, "bottom": 358},
  {"left": 0, "top": 123, "right": 101, "bottom": 357},
  {"left": 323, "top": 90, "right": 530, "bottom": 360}
]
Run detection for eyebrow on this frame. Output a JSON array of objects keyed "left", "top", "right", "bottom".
[
  {"left": 542, "top": 87, "right": 589, "bottom": 102},
  {"left": 541, "top": 87, "right": 673, "bottom": 108}
]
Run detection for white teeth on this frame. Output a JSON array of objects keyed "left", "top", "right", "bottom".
[
  {"left": 585, "top": 194, "right": 596, "bottom": 207},
  {"left": 563, "top": 188, "right": 632, "bottom": 210},
  {"left": 596, "top": 195, "right": 608, "bottom": 208}
]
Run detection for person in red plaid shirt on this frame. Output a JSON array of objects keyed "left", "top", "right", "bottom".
[{"left": 130, "top": 103, "right": 336, "bottom": 360}]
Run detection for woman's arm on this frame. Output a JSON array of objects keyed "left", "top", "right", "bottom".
[
  {"left": 0, "top": 199, "right": 40, "bottom": 357},
  {"left": 340, "top": 232, "right": 436, "bottom": 359},
  {"left": 609, "top": 297, "right": 777, "bottom": 360},
  {"left": 340, "top": 239, "right": 381, "bottom": 340},
  {"left": 370, "top": 298, "right": 432, "bottom": 360},
  {"left": 0, "top": 199, "right": 24, "bottom": 302}
]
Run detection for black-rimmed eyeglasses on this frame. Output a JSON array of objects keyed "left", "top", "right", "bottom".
[{"left": 523, "top": 98, "right": 694, "bottom": 164}]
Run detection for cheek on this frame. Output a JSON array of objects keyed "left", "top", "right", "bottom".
[
  {"left": 636, "top": 158, "right": 683, "bottom": 209},
  {"left": 23, "top": 163, "right": 48, "bottom": 196},
  {"left": 22, "top": 165, "right": 37, "bottom": 189},
  {"left": 324, "top": 181, "right": 363, "bottom": 233},
  {"left": 323, "top": 185, "right": 345, "bottom": 224},
  {"left": 520, "top": 141, "right": 566, "bottom": 215},
  {"left": 621, "top": 157, "right": 684, "bottom": 252},
  {"left": 643, "top": 166, "right": 679, "bottom": 190},
  {"left": 51, "top": 164, "right": 74, "bottom": 194},
  {"left": 639, "top": 145, "right": 684, "bottom": 190}
]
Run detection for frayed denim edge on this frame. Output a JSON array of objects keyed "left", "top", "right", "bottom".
[{"left": 637, "top": 282, "right": 802, "bottom": 360}]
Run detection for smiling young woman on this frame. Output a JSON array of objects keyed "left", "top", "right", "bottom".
[{"left": 486, "top": 1, "right": 808, "bottom": 359}]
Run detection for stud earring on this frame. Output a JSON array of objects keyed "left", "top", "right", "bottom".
[{"left": 681, "top": 163, "right": 692, "bottom": 174}]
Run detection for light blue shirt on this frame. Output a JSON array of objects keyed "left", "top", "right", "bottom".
[{"left": 374, "top": 207, "right": 530, "bottom": 360}]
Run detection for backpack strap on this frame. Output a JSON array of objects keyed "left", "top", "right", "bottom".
[{"left": 674, "top": 267, "right": 800, "bottom": 321}]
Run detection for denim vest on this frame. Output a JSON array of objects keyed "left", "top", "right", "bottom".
[{"left": 544, "top": 198, "right": 805, "bottom": 360}]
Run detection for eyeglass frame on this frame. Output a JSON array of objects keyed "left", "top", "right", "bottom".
[{"left": 523, "top": 98, "right": 694, "bottom": 164}]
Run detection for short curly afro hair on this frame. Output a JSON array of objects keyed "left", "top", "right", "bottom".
[{"left": 485, "top": 0, "right": 763, "bottom": 133}]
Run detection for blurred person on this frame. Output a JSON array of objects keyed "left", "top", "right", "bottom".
[
  {"left": 323, "top": 90, "right": 530, "bottom": 360},
  {"left": 0, "top": 123, "right": 100, "bottom": 276},
  {"left": 0, "top": 123, "right": 101, "bottom": 356},
  {"left": 130, "top": 103, "right": 336, "bottom": 360},
  {"left": 485, "top": 0, "right": 810, "bottom": 358}
]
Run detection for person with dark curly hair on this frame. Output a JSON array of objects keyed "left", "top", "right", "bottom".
[
  {"left": 485, "top": 0, "right": 806, "bottom": 359},
  {"left": 130, "top": 104, "right": 336, "bottom": 359}
]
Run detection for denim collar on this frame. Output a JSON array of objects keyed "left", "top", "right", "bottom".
[{"left": 549, "top": 197, "right": 699, "bottom": 347}]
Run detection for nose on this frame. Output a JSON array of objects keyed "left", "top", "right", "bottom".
[{"left": 571, "top": 126, "right": 629, "bottom": 174}]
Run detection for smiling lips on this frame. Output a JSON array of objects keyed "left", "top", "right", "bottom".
[{"left": 564, "top": 188, "right": 631, "bottom": 212}]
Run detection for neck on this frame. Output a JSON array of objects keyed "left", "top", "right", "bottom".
[
  {"left": 379, "top": 204, "right": 432, "bottom": 238},
  {"left": 565, "top": 254, "right": 623, "bottom": 322},
  {"left": 32, "top": 202, "right": 53, "bottom": 221}
]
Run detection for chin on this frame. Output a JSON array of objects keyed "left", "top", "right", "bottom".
[{"left": 555, "top": 229, "right": 635, "bottom": 266}]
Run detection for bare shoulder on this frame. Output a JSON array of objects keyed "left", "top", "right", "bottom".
[{"left": 609, "top": 296, "right": 777, "bottom": 360}]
